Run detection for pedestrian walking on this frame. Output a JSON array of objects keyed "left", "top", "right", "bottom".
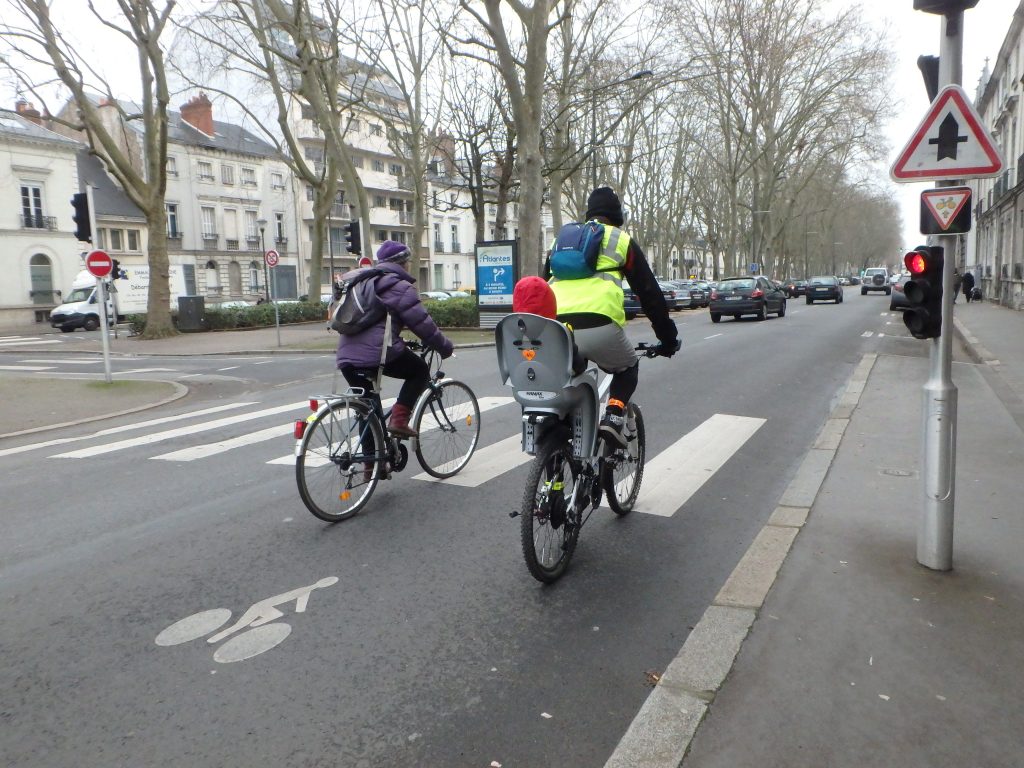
[
  {"left": 962, "top": 270, "right": 976, "bottom": 303},
  {"left": 953, "top": 268, "right": 963, "bottom": 303}
]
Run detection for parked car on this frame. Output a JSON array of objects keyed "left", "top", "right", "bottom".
[
  {"left": 657, "top": 280, "right": 684, "bottom": 311},
  {"left": 708, "top": 276, "right": 787, "bottom": 322},
  {"left": 861, "top": 268, "right": 891, "bottom": 295},
  {"left": 622, "top": 280, "right": 640, "bottom": 320},
  {"left": 694, "top": 280, "right": 712, "bottom": 307},
  {"left": 782, "top": 278, "right": 808, "bottom": 298},
  {"left": 889, "top": 274, "right": 911, "bottom": 312},
  {"left": 839, "top": 276, "right": 850, "bottom": 285},
  {"left": 676, "top": 280, "right": 708, "bottom": 308},
  {"left": 420, "top": 291, "right": 451, "bottom": 301},
  {"left": 445, "top": 290, "right": 471, "bottom": 298},
  {"left": 806, "top": 275, "right": 844, "bottom": 304},
  {"left": 665, "top": 280, "right": 701, "bottom": 309}
]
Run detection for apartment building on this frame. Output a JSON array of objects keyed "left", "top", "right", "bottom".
[
  {"left": 0, "top": 102, "right": 83, "bottom": 326},
  {"left": 970, "top": 1, "right": 1024, "bottom": 310}
]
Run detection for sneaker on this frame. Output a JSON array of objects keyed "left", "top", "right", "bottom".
[{"left": 599, "top": 408, "right": 627, "bottom": 449}]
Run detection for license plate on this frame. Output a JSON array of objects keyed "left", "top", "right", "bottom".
[
  {"left": 816, "top": 287, "right": 827, "bottom": 291},
  {"left": 725, "top": 296, "right": 741, "bottom": 301}
]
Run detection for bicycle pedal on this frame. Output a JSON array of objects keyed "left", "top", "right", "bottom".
[{"left": 509, "top": 509, "right": 520, "bottom": 518}]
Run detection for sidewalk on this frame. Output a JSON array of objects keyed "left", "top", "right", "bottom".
[{"left": 668, "top": 305, "right": 1024, "bottom": 767}]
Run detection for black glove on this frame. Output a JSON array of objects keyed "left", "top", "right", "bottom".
[{"left": 655, "top": 339, "right": 681, "bottom": 358}]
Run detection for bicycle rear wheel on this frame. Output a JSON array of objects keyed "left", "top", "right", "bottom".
[
  {"left": 521, "top": 435, "right": 580, "bottom": 583},
  {"left": 602, "top": 403, "right": 645, "bottom": 515},
  {"left": 413, "top": 379, "right": 481, "bottom": 478},
  {"left": 296, "top": 399, "right": 386, "bottom": 522}
]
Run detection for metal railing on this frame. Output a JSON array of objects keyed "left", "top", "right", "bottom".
[
  {"left": 399, "top": 211, "right": 413, "bottom": 225},
  {"left": 22, "top": 213, "right": 57, "bottom": 230},
  {"left": 434, "top": 241, "right": 444, "bottom": 253},
  {"left": 226, "top": 239, "right": 239, "bottom": 251}
]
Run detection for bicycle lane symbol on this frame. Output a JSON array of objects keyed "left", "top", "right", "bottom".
[{"left": 155, "top": 577, "right": 338, "bottom": 663}]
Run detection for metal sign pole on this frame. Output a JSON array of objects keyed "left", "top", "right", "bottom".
[
  {"left": 96, "top": 276, "right": 113, "bottom": 384},
  {"left": 272, "top": 264, "right": 281, "bottom": 347},
  {"left": 919, "top": 10, "right": 964, "bottom": 572}
]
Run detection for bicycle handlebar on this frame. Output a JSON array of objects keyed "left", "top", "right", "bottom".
[{"left": 635, "top": 342, "right": 660, "bottom": 359}]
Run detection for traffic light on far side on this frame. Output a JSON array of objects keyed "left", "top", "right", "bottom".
[
  {"left": 903, "top": 245, "right": 944, "bottom": 339},
  {"left": 71, "top": 192, "right": 91, "bottom": 243},
  {"left": 111, "top": 259, "right": 122, "bottom": 280},
  {"left": 343, "top": 220, "right": 361, "bottom": 255}
]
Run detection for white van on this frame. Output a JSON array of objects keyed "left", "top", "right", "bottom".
[{"left": 49, "top": 272, "right": 114, "bottom": 332}]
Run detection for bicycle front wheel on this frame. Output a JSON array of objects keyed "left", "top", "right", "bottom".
[
  {"left": 521, "top": 435, "right": 580, "bottom": 583},
  {"left": 296, "top": 399, "right": 386, "bottom": 522},
  {"left": 413, "top": 380, "right": 481, "bottom": 478},
  {"left": 602, "top": 402, "right": 645, "bottom": 515}
]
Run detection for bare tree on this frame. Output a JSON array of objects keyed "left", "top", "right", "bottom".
[{"left": 2, "top": 0, "right": 178, "bottom": 337}]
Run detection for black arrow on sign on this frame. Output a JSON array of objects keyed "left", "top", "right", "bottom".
[{"left": 928, "top": 113, "right": 968, "bottom": 160}]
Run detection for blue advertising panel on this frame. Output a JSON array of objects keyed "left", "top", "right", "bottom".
[{"left": 475, "top": 240, "right": 517, "bottom": 307}]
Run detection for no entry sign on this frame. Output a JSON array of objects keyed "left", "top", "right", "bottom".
[{"left": 85, "top": 249, "right": 113, "bottom": 278}]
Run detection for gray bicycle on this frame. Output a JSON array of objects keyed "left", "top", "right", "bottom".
[{"left": 496, "top": 313, "right": 654, "bottom": 583}]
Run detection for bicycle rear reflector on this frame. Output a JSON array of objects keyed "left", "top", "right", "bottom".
[{"left": 294, "top": 420, "right": 307, "bottom": 439}]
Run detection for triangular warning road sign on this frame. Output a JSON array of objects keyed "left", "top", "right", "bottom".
[
  {"left": 891, "top": 85, "right": 1004, "bottom": 182},
  {"left": 922, "top": 187, "right": 971, "bottom": 231}
]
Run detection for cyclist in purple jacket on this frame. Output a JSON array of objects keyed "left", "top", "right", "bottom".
[{"left": 336, "top": 240, "right": 454, "bottom": 437}]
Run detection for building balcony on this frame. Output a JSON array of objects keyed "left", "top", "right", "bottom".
[
  {"left": 399, "top": 211, "right": 413, "bottom": 225},
  {"left": 22, "top": 213, "right": 58, "bottom": 230},
  {"left": 202, "top": 232, "right": 219, "bottom": 249},
  {"left": 246, "top": 236, "right": 261, "bottom": 251},
  {"left": 396, "top": 175, "right": 414, "bottom": 191},
  {"left": 168, "top": 230, "right": 184, "bottom": 241},
  {"left": 434, "top": 241, "right": 444, "bottom": 253},
  {"left": 275, "top": 237, "right": 289, "bottom": 248},
  {"left": 226, "top": 239, "right": 239, "bottom": 251},
  {"left": 452, "top": 242, "right": 462, "bottom": 253}
]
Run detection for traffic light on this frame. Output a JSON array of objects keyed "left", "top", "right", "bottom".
[
  {"left": 111, "top": 259, "right": 122, "bottom": 280},
  {"left": 71, "top": 192, "right": 91, "bottom": 243},
  {"left": 917, "top": 55, "right": 939, "bottom": 102},
  {"left": 903, "top": 245, "right": 944, "bottom": 339},
  {"left": 912, "top": 0, "right": 979, "bottom": 13},
  {"left": 343, "top": 220, "right": 361, "bottom": 255}
]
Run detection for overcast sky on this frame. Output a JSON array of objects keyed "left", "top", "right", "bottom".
[{"left": 4, "top": 0, "right": 1019, "bottom": 251}]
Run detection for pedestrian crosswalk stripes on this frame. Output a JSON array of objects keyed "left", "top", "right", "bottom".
[
  {"left": 637, "top": 413, "right": 765, "bottom": 517},
  {"left": 5, "top": 395, "right": 766, "bottom": 519}
]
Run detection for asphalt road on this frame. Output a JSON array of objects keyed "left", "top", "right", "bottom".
[{"left": 0, "top": 291, "right": 936, "bottom": 767}]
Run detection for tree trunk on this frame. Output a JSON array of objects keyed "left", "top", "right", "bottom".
[{"left": 142, "top": 205, "right": 174, "bottom": 338}]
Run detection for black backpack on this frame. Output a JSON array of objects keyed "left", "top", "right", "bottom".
[{"left": 329, "top": 268, "right": 387, "bottom": 335}]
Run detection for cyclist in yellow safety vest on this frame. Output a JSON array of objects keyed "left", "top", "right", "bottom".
[{"left": 545, "top": 186, "right": 679, "bottom": 448}]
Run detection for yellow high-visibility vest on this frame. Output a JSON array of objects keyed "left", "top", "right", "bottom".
[{"left": 549, "top": 224, "right": 630, "bottom": 326}]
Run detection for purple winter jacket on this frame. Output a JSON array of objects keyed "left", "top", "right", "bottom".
[{"left": 335, "top": 262, "right": 453, "bottom": 369}]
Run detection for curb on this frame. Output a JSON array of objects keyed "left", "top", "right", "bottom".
[
  {"left": 0, "top": 379, "right": 189, "bottom": 440},
  {"left": 605, "top": 353, "right": 877, "bottom": 768},
  {"left": 0, "top": 341, "right": 497, "bottom": 358}
]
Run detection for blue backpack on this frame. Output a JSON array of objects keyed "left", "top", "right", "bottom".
[{"left": 549, "top": 221, "right": 607, "bottom": 280}]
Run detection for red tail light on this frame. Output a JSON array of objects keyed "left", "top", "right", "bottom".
[
  {"left": 751, "top": 289, "right": 764, "bottom": 298},
  {"left": 294, "top": 420, "right": 307, "bottom": 439},
  {"left": 710, "top": 290, "right": 719, "bottom": 300},
  {"left": 309, "top": 399, "right": 318, "bottom": 412}
]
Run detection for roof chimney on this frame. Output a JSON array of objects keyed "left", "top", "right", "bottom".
[
  {"left": 15, "top": 99, "right": 42, "bottom": 125},
  {"left": 180, "top": 93, "right": 214, "bottom": 136}
]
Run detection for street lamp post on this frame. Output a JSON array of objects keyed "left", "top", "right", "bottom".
[
  {"left": 589, "top": 69, "right": 654, "bottom": 189},
  {"left": 257, "top": 217, "right": 269, "bottom": 303}
]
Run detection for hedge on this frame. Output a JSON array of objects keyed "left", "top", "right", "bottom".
[{"left": 127, "top": 296, "right": 480, "bottom": 335}]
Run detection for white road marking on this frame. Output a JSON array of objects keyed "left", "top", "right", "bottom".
[
  {"left": 637, "top": 414, "right": 765, "bottom": 517},
  {"left": 113, "top": 368, "right": 178, "bottom": 374},
  {"left": 704, "top": 333, "right": 723, "bottom": 340},
  {"left": 412, "top": 434, "right": 530, "bottom": 486},
  {"left": 217, "top": 366, "right": 240, "bottom": 371},
  {"left": 862, "top": 331, "right": 874, "bottom": 337},
  {"left": 0, "top": 339, "right": 62, "bottom": 347},
  {"left": 0, "top": 402, "right": 254, "bottom": 458},
  {"left": 878, "top": 333, "right": 886, "bottom": 337},
  {"left": 153, "top": 423, "right": 293, "bottom": 461},
  {"left": 0, "top": 365, "right": 55, "bottom": 371},
  {"left": 19, "top": 358, "right": 102, "bottom": 364},
  {"left": 50, "top": 402, "right": 302, "bottom": 458}
]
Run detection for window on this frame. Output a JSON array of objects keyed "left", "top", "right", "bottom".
[
  {"left": 109, "top": 229, "right": 123, "bottom": 251},
  {"left": 167, "top": 156, "right": 178, "bottom": 176},
  {"left": 348, "top": 118, "right": 361, "bottom": 133},
  {"left": 245, "top": 210, "right": 259, "bottom": 240},
  {"left": 375, "top": 229, "right": 387, "bottom": 243},
  {"left": 389, "top": 163, "right": 403, "bottom": 176},
  {"left": 304, "top": 146, "right": 323, "bottom": 162},
  {"left": 389, "top": 198, "right": 404, "bottom": 211},
  {"left": 330, "top": 226, "right": 344, "bottom": 254},
  {"left": 201, "top": 206, "right": 217, "bottom": 237},
  {"left": 221, "top": 164, "right": 235, "bottom": 185},
  {"left": 352, "top": 156, "right": 363, "bottom": 169},
  {"left": 371, "top": 159, "right": 385, "bottom": 173},
  {"left": 453, "top": 264, "right": 460, "bottom": 286},
  {"left": 301, "top": 103, "right": 315, "bottom": 120},
  {"left": 390, "top": 231, "right": 406, "bottom": 244},
  {"left": 275, "top": 212, "right": 285, "bottom": 241},
  {"left": 370, "top": 123, "right": 383, "bottom": 136},
  {"left": 198, "top": 160, "right": 214, "bottom": 181},
  {"left": 241, "top": 167, "right": 257, "bottom": 187},
  {"left": 374, "top": 195, "right": 386, "bottom": 208},
  {"left": 271, "top": 172, "right": 284, "bottom": 190},
  {"left": 433, "top": 223, "right": 442, "bottom": 251},
  {"left": 249, "top": 261, "right": 261, "bottom": 292},
  {"left": 451, "top": 224, "right": 460, "bottom": 252},
  {"left": 20, "top": 183, "right": 43, "bottom": 227},
  {"left": 95, "top": 228, "right": 106, "bottom": 249},
  {"left": 128, "top": 230, "right": 140, "bottom": 251},
  {"left": 224, "top": 208, "right": 239, "bottom": 249},
  {"left": 166, "top": 203, "right": 179, "bottom": 237}
]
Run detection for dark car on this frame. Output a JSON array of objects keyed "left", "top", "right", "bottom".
[
  {"left": 657, "top": 280, "right": 684, "bottom": 311},
  {"left": 806, "top": 275, "right": 843, "bottom": 304},
  {"left": 889, "top": 274, "right": 911, "bottom": 312},
  {"left": 709, "top": 276, "right": 787, "bottom": 322},
  {"left": 666, "top": 280, "right": 701, "bottom": 309},
  {"left": 622, "top": 280, "right": 640, "bottom": 320},
  {"left": 783, "top": 278, "right": 808, "bottom": 298}
]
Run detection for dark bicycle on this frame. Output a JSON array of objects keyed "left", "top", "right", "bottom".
[{"left": 294, "top": 341, "right": 480, "bottom": 522}]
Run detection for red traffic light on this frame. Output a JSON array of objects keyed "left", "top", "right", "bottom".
[{"left": 905, "top": 251, "right": 927, "bottom": 275}]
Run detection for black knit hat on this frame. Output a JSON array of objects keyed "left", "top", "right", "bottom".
[{"left": 585, "top": 186, "right": 624, "bottom": 227}]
